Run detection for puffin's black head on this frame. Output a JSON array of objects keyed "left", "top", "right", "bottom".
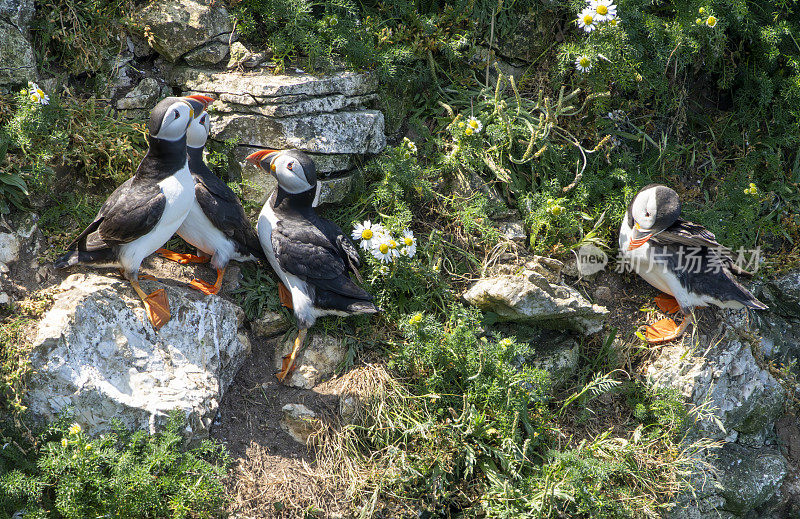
[
  {"left": 627, "top": 184, "right": 681, "bottom": 250},
  {"left": 246, "top": 149, "right": 317, "bottom": 194},
  {"left": 148, "top": 95, "right": 214, "bottom": 142}
]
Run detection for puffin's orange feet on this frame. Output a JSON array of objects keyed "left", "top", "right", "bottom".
[
  {"left": 189, "top": 278, "right": 220, "bottom": 295},
  {"left": 278, "top": 282, "right": 293, "bottom": 310},
  {"left": 644, "top": 317, "right": 691, "bottom": 344},
  {"left": 157, "top": 248, "right": 210, "bottom": 265},
  {"left": 276, "top": 329, "right": 306, "bottom": 382},
  {"left": 144, "top": 289, "right": 170, "bottom": 330},
  {"left": 654, "top": 293, "right": 681, "bottom": 314}
]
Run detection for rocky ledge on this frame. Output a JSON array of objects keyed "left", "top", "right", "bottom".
[{"left": 26, "top": 272, "right": 251, "bottom": 439}]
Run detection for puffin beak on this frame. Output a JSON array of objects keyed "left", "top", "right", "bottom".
[
  {"left": 245, "top": 149, "right": 279, "bottom": 169},
  {"left": 628, "top": 228, "right": 653, "bottom": 250},
  {"left": 185, "top": 94, "right": 215, "bottom": 110}
]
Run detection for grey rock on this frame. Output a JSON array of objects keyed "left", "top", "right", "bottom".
[
  {"left": 0, "top": 232, "right": 20, "bottom": 264},
  {"left": 463, "top": 271, "right": 608, "bottom": 334},
  {"left": 314, "top": 173, "right": 356, "bottom": 206},
  {"left": 274, "top": 333, "right": 347, "bottom": 389},
  {"left": 0, "top": 0, "right": 33, "bottom": 29},
  {"left": 280, "top": 403, "right": 319, "bottom": 444},
  {"left": 716, "top": 444, "right": 787, "bottom": 515},
  {"left": 214, "top": 93, "right": 378, "bottom": 118},
  {"left": 26, "top": 273, "right": 250, "bottom": 438},
  {"left": 647, "top": 318, "right": 786, "bottom": 439},
  {"left": 212, "top": 110, "right": 385, "bottom": 155},
  {"left": 495, "top": 219, "right": 527, "bottom": 243},
  {"left": 134, "top": 0, "right": 232, "bottom": 62},
  {"left": 498, "top": 325, "right": 579, "bottom": 383},
  {"left": 0, "top": 292, "right": 8, "bottom": 305},
  {"left": 116, "top": 77, "right": 162, "bottom": 110},
  {"left": 184, "top": 40, "right": 229, "bottom": 66},
  {"left": 226, "top": 41, "right": 271, "bottom": 69},
  {"left": 0, "top": 19, "right": 35, "bottom": 86},
  {"left": 251, "top": 310, "right": 290, "bottom": 338},
  {"left": 170, "top": 68, "right": 378, "bottom": 99}
]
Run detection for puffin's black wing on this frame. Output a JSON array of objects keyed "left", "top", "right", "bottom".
[
  {"left": 55, "top": 178, "right": 165, "bottom": 268},
  {"left": 651, "top": 218, "right": 747, "bottom": 273},
  {"left": 194, "top": 170, "right": 266, "bottom": 260},
  {"left": 272, "top": 218, "right": 372, "bottom": 301}
]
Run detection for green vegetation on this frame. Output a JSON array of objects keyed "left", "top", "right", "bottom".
[{"left": 0, "top": 413, "right": 229, "bottom": 519}]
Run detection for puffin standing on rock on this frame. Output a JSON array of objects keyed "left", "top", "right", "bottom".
[
  {"left": 156, "top": 96, "right": 266, "bottom": 294},
  {"left": 55, "top": 96, "right": 210, "bottom": 330},
  {"left": 246, "top": 149, "right": 379, "bottom": 381},
  {"left": 619, "top": 184, "right": 767, "bottom": 343}
]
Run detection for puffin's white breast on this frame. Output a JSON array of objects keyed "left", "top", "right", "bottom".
[
  {"left": 118, "top": 165, "right": 195, "bottom": 274},
  {"left": 177, "top": 198, "right": 236, "bottom": 270}
]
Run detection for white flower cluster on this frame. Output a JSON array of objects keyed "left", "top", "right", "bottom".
[
  {"left": 577, "top": 0, "right": 617, "bottom": 33},
  {"left": 25, "top": 82, "right": 49, "bottom": 105},
  {"left": 351, "top": 220, "right": 417, "bottom": 264}
]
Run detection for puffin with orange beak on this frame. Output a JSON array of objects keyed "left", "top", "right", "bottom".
[
  {"left": 55, "top": 95, "right": 211, "bottom": 330},
  {"left": 619, "top": 184, "right": 766, "bottom": 342},
  {"left": 156, "top": 95, "right": 265, "bottom": 294},
  {"left": 247, "top": 149, "right": 378, "bottom": 382}
]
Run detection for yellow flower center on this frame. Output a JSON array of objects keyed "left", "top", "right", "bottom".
[
  {"left": 579, "top": 57, "right": 590, "bottom": 67},
  {"left": 583, "top": 14, "right": 593, "bottom": 25},
  {"left": 379, "top": 244, "right": 389, "bottom": 254},
  {"left": 36, "top": 88, "right": 44, "bottom": 96},
  {"left": 361, "top": 229, "right": 373, "bottom": 240},
  {"left": 596, "top": 5, "right": 608, "bottom": 15},
  {"left": 457, "top": 121, "right": 464, "bottom": 128},
  {"left": 706, "top": 16, "right": 716, "bottom": 26},
  {"left": 609, "top": 18, "right": 618, "bottom": 25},
  {"left": 465, "top": 127, "right": 474, "bottom": 135},
  {"left": 389, "top": 240, "right": 397, "bottom": 249},
  {"left": 404, "top": 237, "right": 413, "bottom": 246},
  {"left": 29, "top": 94, "right": 38, "bottom": 102},
  {"left": 469, "top": 119, "right": 479, "bottom": 129},
  {"left": 409, "top": 314, "right": 422, "bottom": 324}
]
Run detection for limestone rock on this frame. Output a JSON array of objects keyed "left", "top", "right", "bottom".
[
  {"left": 116, "top": 77, "right": 162, "bottom": 110},
  {"left": 280, "top": 403, "right": 320, "bottom": 444},
  {"left": 463, "top": 270, "right": 608, "bottom": 334},
  {"left": 497, "top": 325, "right": 580, "bottom": 382},
  {"left": 26, "top": 273, "right": 250, "bottom": 438},
  {"left": 0, "top": 0, "right": 33, "bottom": 29},
  {"left": 0, "top": 231, "right": 20, "bottom": 265},
  {"left": 274, "top": 333, "right": 347, "bottom": 389},
  {"left": 494, "top": 218, "right": 526, "bottom": 243},
  {"left": 647, "top": 319, "right": 786, "bottom": 439},
  {"left": 0, "top": 19, "right": 35, "bottom": 86},
  {"left": 212, "top": 110, "right": 385, "bottom": 155},
  {"left": 184, "top": 40, "right": 229, "bottom": 66},
  {"left": 251, "top": 310, "right": 290, "bottom": 338},
  {"left": 170, "top": 68, "right": 378, "bottom": 99},
  {"left": 716, "top": 444, "right": 788, "bottom": 515},
  {"left": 314, "top": 173, "right": 356, "bottom": 206},
  {"left": 134, "top": 0, "right": 232, "bottom": 62},
  {"left": 226, "top": 41, "right": 271, "bottom": 70}
]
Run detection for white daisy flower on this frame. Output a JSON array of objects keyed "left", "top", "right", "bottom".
[
  {"left": 467, "top": 116, "right": 483, "bottom": 134},
  {"left": 377, "top": 265, "right": 390, "bottom": 275},
  {"left": 400, "top": 229, "right": 417, "bottom": 258},
  {"left": 403, "top": 137, "right": 417, "bottom": 155},
  {"left": 575, "top": 55, "right": 592, "bottom": 73},
  {"left": 27, "top": 82, "right": 49, "bottom": 105},
  {"left": 589, "top": 0, "right": 617, "bottom": 22},
  {"left": 577, "top": 8, "right": 598, "bottom": 33},
  {"left": 351, "top": 220, "right": 385, "bottom": 251},
  {"left": 372, "top": 234, "right": 400, "bottom": 263},
  {"left": 706, "top": 15, "right": 717, "bottom": 27}
]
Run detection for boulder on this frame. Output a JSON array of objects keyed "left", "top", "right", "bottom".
[
  {"left": 134, "top": 0, "right": 232, "bottom": 62},
  {"left": 463, "top": 267, "right": 608, "bottom": 334},
  {"left": 0, "top": 0, "right": 33, "bottom": 29},
  {"left": 274, "top": 333, "right": 347, "bottom": 389},
  {"left": 26, "top": 273, "right": 250, "bottom": 439},
  {"left": 496, "top": 324, "right": 580, "bottom": 383},
  {"left": 280, "top": 403, "right": 320, "bottom": 444},
  {"left": 0, "top": 19, "right": 35, "bottom": 86},
  {"left": 251, "top": 310, "right": 290, "bottom": 338},
  {"left": 716, "top": 444, "right": 788, "bottom": 515},
  {"left": 0, "top": 213, "right": 49, "bottom": 302},
  {"left": 184, "top": 40, "right": 229, "bottom": 66},
  {"left": 647, "top": 318, "right": 786, "bottom": 439},
  {"left": 116, "top": 77, "right": 162, "bottom": 110}
]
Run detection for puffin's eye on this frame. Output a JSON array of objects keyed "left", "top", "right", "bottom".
[
  {"left": 173, "top": 110, "right": 180, "bottom": 119},
  {"left": 645, "top": 211, "right": 651, "bottom": 217},
  {"left": 287, "top": 161, "right": 294, "bottom": 171}
]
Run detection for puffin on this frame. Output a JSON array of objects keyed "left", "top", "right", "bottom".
[
  {"left": 55, "top": 95, "right": 211, "bottom": 330},
  {"left": 246, "top": 149, "right": 379, "bottom": 381},
  {"left": 619, "top": 184, "right": 767, "bottom": 342},
  {"left": 156, "top": 97, "right": 266, "bottom": 294}
]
